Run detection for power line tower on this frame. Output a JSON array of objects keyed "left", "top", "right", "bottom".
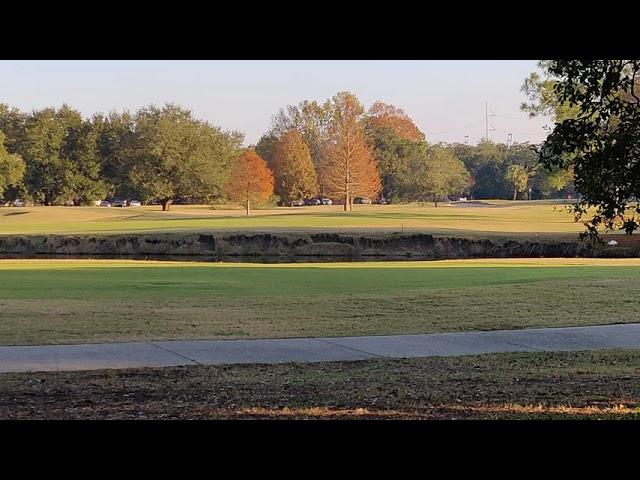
[{"left": 485, "top": 102, "right": 496, "bottom": 142}]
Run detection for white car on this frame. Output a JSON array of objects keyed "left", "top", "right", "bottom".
[{"left": 129, "top": 200, "right": 142, "bottom": 207}]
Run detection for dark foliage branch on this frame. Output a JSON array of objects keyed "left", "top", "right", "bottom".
[{"left": 538, "top": 60, "right": 640, "bottom": 238}]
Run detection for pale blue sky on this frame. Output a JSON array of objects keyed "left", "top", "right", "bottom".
[{"left": 0, "top": 60, "right": 550, "bottom": 145}]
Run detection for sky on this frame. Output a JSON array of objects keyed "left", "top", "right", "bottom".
[{"left": 0, "top": 60, "right": 551, "bottom": 146}]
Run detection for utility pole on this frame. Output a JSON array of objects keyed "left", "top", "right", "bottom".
[
  {"left": 507, "top": 133, "right": 513, "bottom": 149},
  {"left": 485, "top": 102, "right": 495, "bottom": 142},
  {"left": 464, "top": 135, "right": 469, "bottom": 146},
  {"left": 485, "top": 103, "right": 488, "bottom": 141}
]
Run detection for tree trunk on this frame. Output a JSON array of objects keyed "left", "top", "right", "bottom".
[
  {"left": 434, "top": 195, "right": 438, "bottom": 208},
  {"left": 513, "top": 188, "right": 518, "bottom": 201},
  {"left": 162, "top": 199, "right": 173, "bottom": 211},
  {"left": 246, "top": 198, "right": 251, "bottom": 216},
  {"left": 343, "top": 195, "right": 348, "bottom": 212}
]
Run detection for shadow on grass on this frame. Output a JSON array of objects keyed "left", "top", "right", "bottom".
[{"left": 2, "top": 211, "right": 30, "bottom": 217}]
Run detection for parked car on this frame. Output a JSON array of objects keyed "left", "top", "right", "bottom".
[
  {"left": 376, "top": 197, "right": 389, "bottom": 205},
  {"left": 112, "top": 199, "right": 127, "bottom": 207},
  {"left": 354, "top": 197, "right": 371, "bottom": 204},
  {"left": 12, "top": 199, "right": 24, "bottom": 207},
  {"left": 305, "top": 197, "right": 321, "bottom": 206},
  {"left": 321, "top": 198, "right": 333, "bottom": 205},
  {"left": 290, "top": 199, "right": 304, "bottom": 207},
  {"left": 100, "top": 200, "right": 111, "bottom": 207},
  {"left": 128, "top": 200, "right": 142, "bottom": 207}
]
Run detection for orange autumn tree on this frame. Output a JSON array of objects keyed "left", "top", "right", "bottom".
[
  {"left": 225, "top": 149, "right": 274, "bottom": 216},
  {"left": 365, "top": 101, "right": 425, "bottom": 141},
  {"left": 322, "top": 92, "right": 381, "bottom": 211}
]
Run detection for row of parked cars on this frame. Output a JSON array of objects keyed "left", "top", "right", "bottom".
[
  {"left": 289, "top": 196, "right": 386, "bottom": 207},
  {"left": 290, "top": 197, "right": 333, "bottom": 207},
  {"left": 97, "top": 199, "right": 142, "bottom": 208}
]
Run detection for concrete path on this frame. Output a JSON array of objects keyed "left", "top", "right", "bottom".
[{"left": 2, "top": 323, "right": 640, "bottom": 373}]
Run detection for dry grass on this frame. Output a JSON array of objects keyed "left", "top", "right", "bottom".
[{"left": 0, "top": 201, "right": 591, "bottom": 237}]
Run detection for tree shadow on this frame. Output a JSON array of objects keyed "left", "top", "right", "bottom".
[{"left": 3, "top": 211, "right": 29, "bottom": 217}]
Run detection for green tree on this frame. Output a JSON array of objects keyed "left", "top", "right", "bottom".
[
  {"left": 268, "top": 99, "right": 333, "bottom": 193},
  {"left": 18, "top": 105, "right": 108, "bottom": 205},
  {"left": 413, "top": 146, "right": 470, "bottom": 206},
  {"left": 453, "top": 141, "right": 509, "bottom": 199},
  {"left": 534, "top": 165, "right": 574, "bottom": 199},
  {"left": 271, "top": 130, "right": 317, "bottom": 204},
  {"left": 505, "top": 164, "right": 529, "bottom": 200},
  {"left": 255, "top": 133, "right": 279, "bottom": 171},
  {"left": 539, "top": 60, "right": 640, "bottom": 236},
  {"left": 0, "top": 131, "right": 25, "bottom": 200},
  {"left": 94, "top": 111, "right": 138, "bottom": 200},
  {"left": 521, "top": 60, "right": 580, "bottom": 123},
  {"left": 0, "top": 104, "right": 26, "bottom": 152},
  {"left": 366, "top": 124, "right": 429, "bottom": 202},
  {"left": 128, "top": 104, "right": 243, "bottom": 211}
]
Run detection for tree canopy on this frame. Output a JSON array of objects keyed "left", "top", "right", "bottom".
[
  {"left": 365, "top": 101, "right": 425, "bottom": 142},
  {"left": 128, "top": 104, "right": 243, "bottom": 210},
  {"left": 411, "top": 146, "right": 470, "bottom": 206},
  {"left": 322, "top": 92, "right": 381, "bottom": 210},
  {"left": 0, "top": 131, "right": 25, "bottom": 200},
  {"left": 271, "top": 130, "right": 317, "bottom": 204},
  {"left": 537, "top": 60, "right": 640, "bottom": 236},
  {"left": 224, "top": 149, "right": 274, "bottom": 216}
]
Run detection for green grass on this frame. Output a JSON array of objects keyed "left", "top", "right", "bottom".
[
  {"left": 0, "top": 201, "right": 591, "bottom": 238},
  {"left": 1, "top": 258, "right": 640, "bottom": 346},
  {"left": 3, "top": 349, "right": 640, "bottom": 419}
]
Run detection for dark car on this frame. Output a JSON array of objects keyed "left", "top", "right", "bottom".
[
  {"left": 112, "top": 199, "right": 127, "bottom": 207},
  {"left": 354, "top": 197, "right": 372, "bottom": 204},
  {"left": 305, "top": 197, "right": 321, "bottom": 206}
]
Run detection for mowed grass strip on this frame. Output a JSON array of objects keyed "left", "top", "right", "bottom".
[
  {"left": 1, "top": 259, "right": 639, "bottom": 345},
  {"left": 0, "top": 201, "right": 587, "bottom": 237},
  {"left": 2, "top": 349, "right": 640, "bottom": 419}
]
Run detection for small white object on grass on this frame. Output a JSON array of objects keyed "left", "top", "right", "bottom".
[{"left": 608, "top": 240, "right": 619, "bottom": 246}]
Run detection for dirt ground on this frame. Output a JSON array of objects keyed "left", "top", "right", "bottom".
[{"left": 2, "top": 349, "right": 640, "bottom": 420}]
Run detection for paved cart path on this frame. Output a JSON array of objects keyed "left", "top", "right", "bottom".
[{"left": 2, "top": 323, "right": 640, "bottom": 373}]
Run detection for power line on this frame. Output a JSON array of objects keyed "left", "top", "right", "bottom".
[
  {"left": 493, "top": 114, "right": 534, "bottom": 120},
  {"left": 493, "top": 128, "right": 548, "bottom": 137},
  {"left": 427, "top": 119, "right": 485, "bottom": 135}
]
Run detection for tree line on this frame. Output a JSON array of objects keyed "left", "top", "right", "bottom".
[{"left": 0, "top": 91, "right": 574, "bottom": 215}]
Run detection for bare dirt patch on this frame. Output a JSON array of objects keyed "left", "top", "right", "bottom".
[{"left": 2, "top": 349, "right": 639, "bottom": 419}]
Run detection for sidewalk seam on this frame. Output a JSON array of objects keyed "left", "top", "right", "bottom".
[
  {"left": 147, "top": 342, "right": 203, "bottom": 365},
  {"left": 313, "top": 338, "right": 386, "bottom": 359}
]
